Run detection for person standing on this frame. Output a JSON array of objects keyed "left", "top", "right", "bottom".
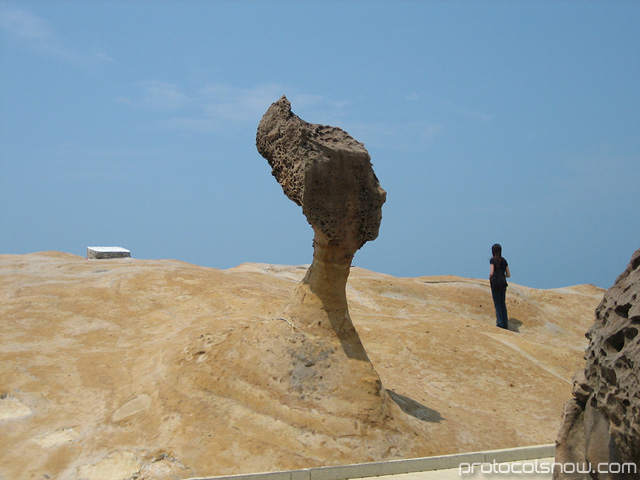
[{"left": 489, "top": 243, "right": 511, "bottom": 329}]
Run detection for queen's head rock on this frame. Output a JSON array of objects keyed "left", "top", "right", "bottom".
[
  {"left": 167, "top": 95, "right": 427, "bottom": 469},
  {"left": 256, "top": 95, "right": 388, "bottom": 356},
  {"left": 249, "top": 95, "right": 398, "bottom": 422}
]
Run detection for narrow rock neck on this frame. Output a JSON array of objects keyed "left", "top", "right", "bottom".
[
  {"left": 304, "top": 231, "right": 354, "bottom": 309},
  {"left": 288, "top": 228, "right": 366, "bottom": 361}
]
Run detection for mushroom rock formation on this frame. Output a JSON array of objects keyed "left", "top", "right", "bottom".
[
  {"left": 166, "top": 96, "right": 426, "bottom": 471},
  {"left": 256, "top": 95, "right": 386, "bottom": 351},
  {"left": 554, "top": 248, "right": 640, "bottom": 480},
  {"left": 254, "top": 95, "right": 391, "bottom": 419}
]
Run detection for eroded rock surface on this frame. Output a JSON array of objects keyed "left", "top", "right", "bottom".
[
  {"left": 554, "top": 248, "right": 640, "bottom": 479},
  {"left": 254, "top": 95, "right": 391, "bottom": 414},
  {"left": 256, "top": 95, "right": 386, "bottom": 252},
  {"left": 1, "top": 251, "right": 603, "bottom": 479}
]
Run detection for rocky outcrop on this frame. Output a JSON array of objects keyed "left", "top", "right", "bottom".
[
  {"left": 0, "top": 251, "right": 603, "bottom": 479},
  {"left": 251, "top": 95, "right": 394, "bottom": 422},
  {"left": 164, "top": 96, "right": 424, "bottom": 471},
  {"left": 554, "top": 248, "right": 640, "bottom": 480}
]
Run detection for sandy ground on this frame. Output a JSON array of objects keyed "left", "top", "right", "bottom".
[{"left": 0, "top": 252, "right": 603, "bottom": 480}]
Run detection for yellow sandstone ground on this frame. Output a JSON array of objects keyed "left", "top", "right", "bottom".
[{"left": 0, "top": 251, "right": 603, "bottom": 480}]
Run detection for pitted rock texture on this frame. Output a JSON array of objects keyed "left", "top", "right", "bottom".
[
  {"left": 554, "top": 248, "right": 640, "bottom": 479},
  {"left": 253, "top": 95, "right": 396, "bottom": 428},
  {"left": 256, "top": 95, "right": 386, "bottom": 252}
]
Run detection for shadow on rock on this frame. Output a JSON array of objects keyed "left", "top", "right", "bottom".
[
  {"left": 387, "top": 390, "right": 442, "bottom": 423},
  {"left": 508, "top": 318, "right": 523, "bottom": 333}
]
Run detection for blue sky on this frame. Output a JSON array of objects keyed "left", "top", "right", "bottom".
[{"left": 1, "top": 1, "right": 638, "bottom": 290}]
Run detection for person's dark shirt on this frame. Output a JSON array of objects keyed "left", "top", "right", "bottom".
[{"left": 490, "top": 257, "right": 508, "bottom": 270}]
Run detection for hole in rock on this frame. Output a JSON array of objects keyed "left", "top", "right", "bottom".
[
  {"left": 624, "top": 327, "right": 638, "bottom": 341},
  {"left": 606, "top": 330, "right": 625, "bottom": 353},
  {"left": 615, "top": 303, "right": 631, "bottom": 319},
  {"left": 601, "top": 366, "right": 618, "bottom": 385}
]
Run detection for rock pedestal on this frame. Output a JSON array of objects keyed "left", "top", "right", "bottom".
[
  {"left": 165, "top": 96, "right": 427, "bottom": 470},
  {"left": 254, "top": 95, "right": 391, "bottom": 421},
  {"left": 256, "top": 95, "right": 386, "bottom": 355}
]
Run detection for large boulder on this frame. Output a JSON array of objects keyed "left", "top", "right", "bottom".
[{"left": 554, "top": 248, "right": 640, "bottom": 480}]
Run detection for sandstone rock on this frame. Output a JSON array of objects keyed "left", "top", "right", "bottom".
[
  {"left": 254, "top": 95, "right": 392, "bottom": 420},
  {"left": 0, "top": 252, "right": 603, "bottom": 479},
  {"left": 256, "top": 95, "right": 386, "bottom": 252},
  {"left": 157, "top": 96, "right": 423, "bottom": 476},
  {"left": 554, "top": 248, "right": 640, "bottom": 480}
]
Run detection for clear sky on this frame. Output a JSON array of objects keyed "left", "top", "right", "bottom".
[{"left": 1, "top": 1, "right": 638, "bottom": 290}]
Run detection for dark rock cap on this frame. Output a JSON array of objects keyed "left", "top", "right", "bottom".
[{"left": 256, "top": 95, "right": 386, "bottom": 251}]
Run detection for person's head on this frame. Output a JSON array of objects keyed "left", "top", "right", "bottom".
[{"left": 492, "top": 243, "right": 502, "bottom": 259}]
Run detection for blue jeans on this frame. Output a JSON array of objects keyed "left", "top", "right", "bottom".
[{"left": 491, "top": 288, "right": 509, "bottom": 329}]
